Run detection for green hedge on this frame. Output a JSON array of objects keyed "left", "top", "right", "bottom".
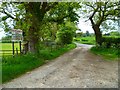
[{"left": 102, "top": 37, "right": 120, "bottom": 48}]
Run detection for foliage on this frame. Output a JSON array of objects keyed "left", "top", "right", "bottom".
[
  {"left": 83, "top": 2, "right": 118, "bottom": 24},
  {"left": 2, "top": 43, "right": 76, "bottom": 83},
  {"left": 90, "top": 46, "right": 119, "bottom": 60},
  {"left": 0, "top": 2, "right": 81, "bottom": 53},
  {"left": 56, "top": 21, "right": 77, "bottom": 45},
  {"left": 46, "top": 2, "right": 81, "bottom": 23},
  {"left": 110, "top": 31, "right": 120, "bottom": 36},
  {"left": 39, "top": 22, "right": 58, "bottom": 41},
  {"left": 2, "top": 53, "right": 44, "bottom": 83},
  {"left": 102, "top": 37, "right": 120, "bottom": 48},
  {"left": 100, "top": 20, "right": 118, "bottom": 32},
  {"left": 85, "top": 31, "right": 90, "bottom": 36},
  {"left": 1, "top": 36, "right": 12, "bottom": 43},
  {"left": 75, "top": 31, "right": 83, "bottom": 37},
  {"left": 81, "top": 1, "right": 119, "bottom": 45},
  {"left": 39, "top": 43, "right": 76, "bottom": 60}
]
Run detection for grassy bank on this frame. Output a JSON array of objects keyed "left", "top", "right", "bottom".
[
  {"left": 74, "top": 36, "right": 95, "bottom": 45},
  {"left": 90, "top": 46, "right": 119, "bottom": 60},
  {"left": 2, "top": 43, "right": 76, "bottom": 83}
]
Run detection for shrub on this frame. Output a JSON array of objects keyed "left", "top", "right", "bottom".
[
  {"left": 56, "top": 21, "right": 77, "bottom": 45},
  {"left": 102, "top": 37, "right": 120, "bottom": 48},
  {"left": 57, "top": 29, "right": 74, "bottom": 44}
]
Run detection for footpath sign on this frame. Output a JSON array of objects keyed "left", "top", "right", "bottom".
[
  {"left": 11, "top": 29, "right": 23, "bottom": 56},
  {"left": 11, "top": 29, "right": 23, "bottom": 42}
]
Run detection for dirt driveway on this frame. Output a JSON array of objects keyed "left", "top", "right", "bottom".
[{"left": 2, "top": 43, "right": 118, "bottom": 88}]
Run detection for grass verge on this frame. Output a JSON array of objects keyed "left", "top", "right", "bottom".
[
  {"left": 2, "top": 43, "right": 76, "bottom": 83},
  {"left": 90, "top": 46, "right": 119, "bottom": 60}
]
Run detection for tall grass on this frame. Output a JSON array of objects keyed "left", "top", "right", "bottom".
[
  {"left": 2, "top": 53, "right": 45, "bottom": 83},
  {"left": 2, "top": 43, "right": 76, "bottom": 83}
]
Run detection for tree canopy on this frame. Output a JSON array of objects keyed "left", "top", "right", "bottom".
[
  {"left": 81, "top": 1, "right": 119, "bottom": 45},
  {"left": 0, "top": 1, "right": 119, "bottom": 53},
  {"left": 0, "top": 2, "right": 80, "bottom": 53}
]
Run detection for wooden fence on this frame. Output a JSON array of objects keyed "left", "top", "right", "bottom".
[
  {"left": 0, "top": 42, "right": 22, "bottom": 56},
  {"left": 0, "top": 50, "right": 21, "bottom": 56}
]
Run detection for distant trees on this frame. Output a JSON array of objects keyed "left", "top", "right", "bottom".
[
  {"left": 86, "top": 31, "right": 90, "bottom": 36},
  {"left": 1, "top": 35, "right": 11, "bottom": 43}
]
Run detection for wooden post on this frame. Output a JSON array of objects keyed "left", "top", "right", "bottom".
[
  {"left": 16, "top": 48, "right": 18, "bottom": 55},
  {"left": 12, "top": 42, "right": 14, "bottom": 56},
  {"left": 19, "top": 41, "right": 21, "bottom": 54}
]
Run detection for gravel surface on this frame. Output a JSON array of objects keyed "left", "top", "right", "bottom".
[{"left": 1, "top": 43, "right": 118, "bottom": 88}]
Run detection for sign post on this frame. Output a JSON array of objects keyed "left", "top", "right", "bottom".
[
  {"left": 11, "top": 29, "right": 23, "bottom": 55},
  {"left": 19, "top": 41, "right": 22, "bottom": 54},
  {"left": 12, "top": 41, "right": 14, "bottom": 56}
]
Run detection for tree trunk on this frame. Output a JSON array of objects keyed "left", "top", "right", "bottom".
[
  {"left": 93, "top": 25, "right": 102, "bottom": 46},
  {"left": 24, "top": 2, "right": 58, "bottom": 54},
  {"left": 28, "top": 26, "right": 40, "bottom": 54}
]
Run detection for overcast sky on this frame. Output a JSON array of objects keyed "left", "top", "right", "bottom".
[{"left": 77, "top": 18, "right": 94, "bottom": 33}]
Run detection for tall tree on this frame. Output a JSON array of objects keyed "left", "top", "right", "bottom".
[
  {"left": 83, "top": 1, "right": 118, "bottom": 45},
  {"left": 0, "top": 2, "right": 81, "bottom": 54},
  {"left": 23, "top": 2, "right": 59, "bottom": 53}
]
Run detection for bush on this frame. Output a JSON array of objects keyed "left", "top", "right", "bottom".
[
  {"left": 57, "top": 29, "right": 74, "bottom": 44},
  {"left": 102, "top": 37, "right": 120, "bottom": 48},
  {"left": 56, "top": 21, "right": 77, "bottom": 45}
]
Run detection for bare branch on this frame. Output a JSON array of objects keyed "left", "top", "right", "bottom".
[
  {"left": 85, "top": 3, "right": 95, "bottom": 10},
  {"left": 2, "top": 9, "right": 19, "bottom": 21},
  {"left": 89, "top": 7, "right": 99, "bottom": 25}
]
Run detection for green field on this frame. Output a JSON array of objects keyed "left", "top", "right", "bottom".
[
  {"left": 0, "top": 43, "right": 22, "bottom": 56},
  {"left": 74, "top": 36, "right": 96, "bottom": 45}
]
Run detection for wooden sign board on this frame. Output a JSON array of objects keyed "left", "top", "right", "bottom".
[{"left": 11, "top": 29, "right": 23, "bottom": 42}]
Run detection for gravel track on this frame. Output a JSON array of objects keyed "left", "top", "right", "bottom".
[{"left": 1, "top": 43, "right": 118, "bottom": 88}]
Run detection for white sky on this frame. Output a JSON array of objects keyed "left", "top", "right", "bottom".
[
  {"left": 0, "top": 29, "right": 6, "bottom": 39},
  {"left": 77, "top": 18, "right": 94, "bottom": 33}
]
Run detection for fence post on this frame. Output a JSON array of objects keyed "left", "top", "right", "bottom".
[
  {"left": 16, "top": 48, "right": 18, "bottom": 55},
  {"left": 19, "top": 41, "right": 21, "bottom": 54},
  {"left": 12, "top": 41, "right": 14, "bottom": 57}
]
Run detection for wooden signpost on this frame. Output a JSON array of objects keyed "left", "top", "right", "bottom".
[{"left": 11, "top": 29, "right": 23, "bottom": 56}]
